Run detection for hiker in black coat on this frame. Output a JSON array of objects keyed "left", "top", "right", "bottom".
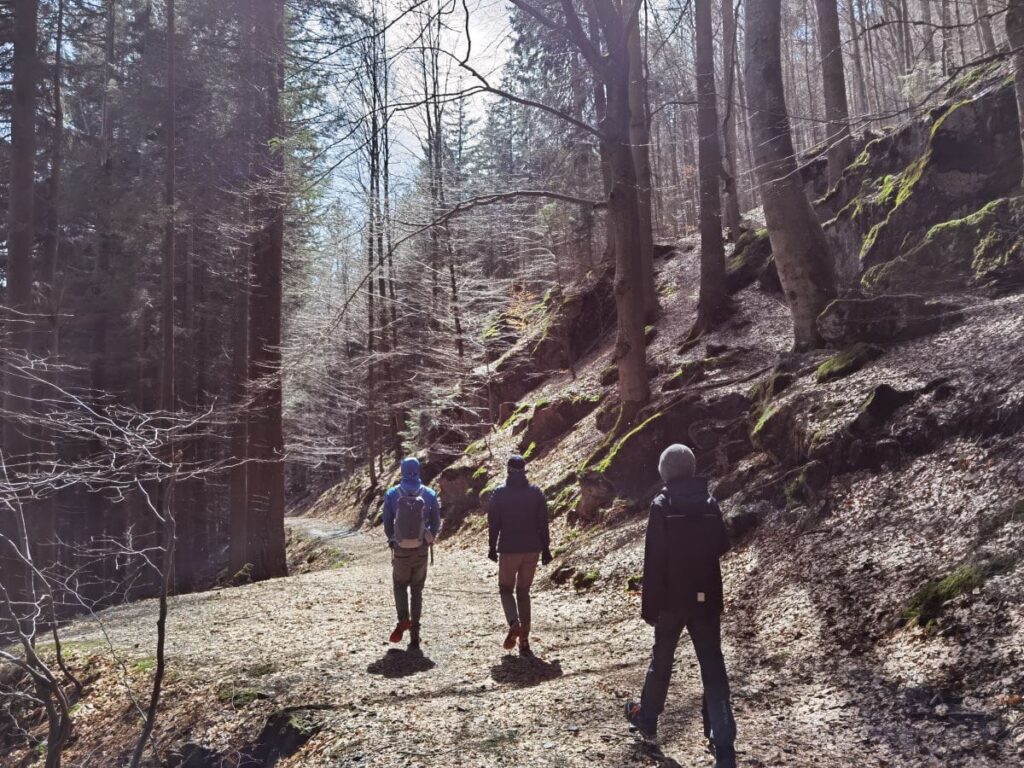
[
  {"left": 487, "top": 454, "right": 551, "bottom": 657},
  {"left": 625, "top": 444, "right": 737, "bottom": 768}
]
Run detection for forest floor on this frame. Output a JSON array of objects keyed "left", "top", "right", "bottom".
[
  {"left": 45, "top": 506, "right": 1020, "bottom": 768},
  {"left": 14, "top": 240, "right": 1024, "bottom": 768}
]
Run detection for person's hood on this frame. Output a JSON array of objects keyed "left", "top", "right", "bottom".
[
  {"left": 505, "top": 469, "right": 529, "bottom": 488},
  {"left": 400, "top": 457, "right": 422, "bottom": 493},
  {"left": 663, "top": 476, "right": 709, "bottom": 501}
]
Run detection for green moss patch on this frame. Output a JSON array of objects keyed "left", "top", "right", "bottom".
[
  {"left": 904, "top": 565, "right": 983, "bottom": 629},
  {"left": 726, "top": 228, "right": 773, "bottom": 293},
  {"left": 864, "top": 197, "right": 1024, "bottom": 295},
  {"left": 816, "top": 343, "right": 885, "bottom": 383},
  {"left": 217, "top": 685, "right": 272, "bottom": 707},
  {"left": 663, "top": 361, "right": 706, "bottom": 392},
  {"left": 626, "top": 574, "right": 643, "bottom": 593},
  {"left": 573, "top": 569, "right": 600, "bottom": 591}
]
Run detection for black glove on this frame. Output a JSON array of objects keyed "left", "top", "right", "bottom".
[
  {"left": 541, "top": 548, "right": 553, "bottom": 566},
  {"left": 487, "top": 549, "right": 498, "bottom": 562}
]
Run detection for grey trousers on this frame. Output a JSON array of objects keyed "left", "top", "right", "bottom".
[
  {"left": 498, "top": 552, "right": 539, "bottom": 638},
  {"left": 392, "top": 546, "right": 429, "bottom": 629}
]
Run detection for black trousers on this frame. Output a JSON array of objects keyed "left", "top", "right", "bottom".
[{"left": 639, "top": 609, "right": 736, "bottom": 750}]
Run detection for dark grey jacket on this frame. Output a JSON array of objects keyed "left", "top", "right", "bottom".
[{"left": 487, "top": 472, "right": 550, "bottom": 554}]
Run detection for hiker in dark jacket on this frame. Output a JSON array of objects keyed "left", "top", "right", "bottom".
[
  {"left": 487, "top": 454, "right": 551, "bottom": 657},
  {"left": 625, "top": 444, "right": 737, "bottom": 768},
  {"left": 382, "top": 457, "right": 441, "bottom": 650}
]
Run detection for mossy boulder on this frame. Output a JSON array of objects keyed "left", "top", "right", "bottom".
[
  {"left": 663, "top": 360, "right": 706, "bottom": 392},
  {"left": 863, "top": 196, "right": 1024, "bottom": 295},
  {"left": 817, "top": 294, "right": 962, "bottom": 346},
  {"left": 481, "top": 309, "right": 522, "bottom": 362},
  {"left": 516, "top": 393, "right": 602, "bottom": 456},
  {"left": 859, "top": 83, "right": 1022, "bottom": 274},
  {"left": 904, "top": 565, "right": 983, "bottom": 629},
  {"left": 479, "top": 267, "right": 616, "bottom": 423},
  {"left": 592, "top": 396, "right": 713, "bottom": 498},
  {"left": 436, "top": 464, "right": 491, "bottom": 530},
  {"left": 726, "top": 228, "right": 773, "bottom": 294},
  {"left": 851, "top": 384, "right": 918, "bottom": 435},
  {"left": 750, "top": 401, "right": 807, "bottom": 466},
  {"left": 573, "top": 569, "right": 600, "bottom": 591},
  {"left": 816, "top": 343, "right": 885, "bottom": 383}
]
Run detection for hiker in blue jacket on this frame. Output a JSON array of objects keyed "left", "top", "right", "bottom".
[
  {"left": 383, "top": 457, "right": 441, "bottom": 650},
  {"left": 625, "top": 444, "right": 737, "bottom": 768}
]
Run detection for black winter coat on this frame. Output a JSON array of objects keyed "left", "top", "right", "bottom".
[
  {"left": 487, "top": 472, "right": 550, "bottom": 554},
  {"left": 640, "top": 477, "right": 730, "bottom": 625}
]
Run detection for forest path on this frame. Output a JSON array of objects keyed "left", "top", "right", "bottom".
[{"left": 64, "top": 527, "right": 921, "bottom": 768}]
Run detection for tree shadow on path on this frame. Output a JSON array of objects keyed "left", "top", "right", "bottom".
[
  {"left": 366, "top": 648, "right": 436, "bottom": 678},
  {"left": 489, "top": 653, "right": 563, "bottom": 688}
]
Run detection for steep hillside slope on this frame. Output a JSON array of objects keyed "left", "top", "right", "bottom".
[{"left": 4, "top": 65, "right": 1023, "bottom": 768}]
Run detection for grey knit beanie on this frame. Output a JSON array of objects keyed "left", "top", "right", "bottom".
[{"left": 658, "top": 444, "right": 696, "bottom": 482}]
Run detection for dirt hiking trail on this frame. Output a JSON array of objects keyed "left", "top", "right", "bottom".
[{"left": 54, "top": 514, "right": 1009, "bottom": 768}]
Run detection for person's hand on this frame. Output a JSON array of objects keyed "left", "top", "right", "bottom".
[
  {"left": 487, "top": 549, "right": 498, "bottom": 562},
  {"left": 388, "top": 540, "right": 396, "bottom": 550},
  {"left": 541, "top": 548, "right": 553, "bottom": 566}
]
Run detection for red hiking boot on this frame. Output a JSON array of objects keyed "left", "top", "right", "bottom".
[
  {"left": 389, "top": 620, "right": 412, "bottom": 643},
  {"left": 503, "top": 623, "right": 521, "bottom": 651}
]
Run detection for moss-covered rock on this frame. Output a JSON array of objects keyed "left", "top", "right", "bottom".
[
  {"left": 859, "top": 83, "right": 1022, "bottom": 274},
  {"left": 851, "top": 384, "right": 918, "bottom": 435},
  {"left": 783, "top": 461, "right": 830, "bottom": 508},
  {"left": 572, "top": 569, "right": 600, "bottom": 591},
  {"left": 863, "top": 196, "right": 1024, "bottom": 295},
  {"left": 663, "top": 360, "right": 706, "bottom": 392},
  {"left": 815, "top": 343, "right": 885, "bottom": 383},
  {"left": 518, "top": 393, "right": 602, "bottom": 455},
  {"left": 479, "top": 266, "right": 616, "bottom": 423},
  {"left": 591, "top": 396, "right": 713, "bottom": 498},
  {"left": 904, "top": 564, "right": 983, "bottom": 628},
  {"left": 817, "top": 294, "right": 962, "bottom": 345},
  {"left": 436, "top": 464, "right": 491, "bottom": 532},
  {"left": 750, "top": 401, "right": 807, "bottom": 467},
  {"left": 725, "top": 228, "right": 773, "bottom": 294}
]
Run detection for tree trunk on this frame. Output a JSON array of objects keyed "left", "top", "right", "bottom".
[
  {"left": 746, "top": 0, "right": 837, "bottom": 349},
  {"left": 1008, "top": 0, "right": 1024, "bottom": 183},
  {"left": 721, "top": 0, "right": 743, "bottom": 237},
  {"left": 846, "top": 0, "right": 870, "bottom": 116},
  {"left": 694, "top": 0, "right": 727, "bottom": 333},
  {"left": 628, "top": 21, "right": 659, "bottom": 320},
  {"left": 2, "top": 0, "right": 39, "bottom": 622},
  {"left": 229, "top": 0, "right": 253, "bottom": 578},
  {"left": 605, "top": 57, "right": 650, "bottom": 422},
  {"left": 920, "top": 0, "right": 937, "bottom": 63},
  {"left": 976, "top": 0, "right": 998, "bottom": 55},
  {"left": 35, "top": 0, "right": 65, "bottom": 572},
  {"left": 815, "top": 0, "right": 853, "bottom": 187},
  {"left": 246, "top": 0, "right": 288, "bottom": 581}
]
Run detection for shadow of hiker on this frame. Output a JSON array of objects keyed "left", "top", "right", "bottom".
[
  {"left": 489, "top": 654, "right": 563, "bottom": 688},
  {"left": 630, "top": 739, "right": 685, "bottom": 768},
  {"left": 366, "top": 648, "right": 436, "bottom": 679}
]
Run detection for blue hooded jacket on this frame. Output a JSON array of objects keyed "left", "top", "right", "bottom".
[{"left": 383, "top": 457, "right": 441, "bottom": 545}]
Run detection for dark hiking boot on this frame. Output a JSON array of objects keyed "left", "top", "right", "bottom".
[
  {"left": 389, "top": 620, "right": 412, "bottom": 643},
  {"left": 518, "top": 643, "right": 535, "bottom": 659},
  {"left": 407, "top": 639, "right": 421, "bottom": 653},
  {"left": 624, "top": 701, "right": 656, "bottom": 740},
  {"left": 408, "top": 626, "right": 421, "bottom": 652},
  {"left": 714, "top": 744, "right": 736, "bottom": 768},
  {"left": 503, "top": 623, "right": 521, "bottom": 651}
]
